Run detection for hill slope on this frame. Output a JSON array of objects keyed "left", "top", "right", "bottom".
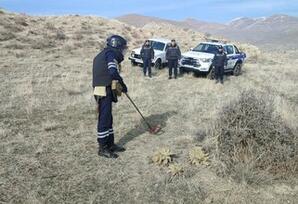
[
  {"left": 215, "top": 15, "right": 298, "bottom": 49},
  {"left": 117, "top": 14, "right": 225, "bottom": 34},
  {"left": 117, "top": 14, "right": 298, "bottom": 49}
]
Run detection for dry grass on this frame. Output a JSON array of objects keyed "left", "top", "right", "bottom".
[
  {"left": 0, "top": 11, "right": 297, "bottom": 204},
  {"left": 237, "top": 43, "right": 261, "bottom": 63},
  {"left": 0, "top": 31, "right": 16, "bottom": 41}
]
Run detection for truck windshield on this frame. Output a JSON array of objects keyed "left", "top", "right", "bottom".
[
  {"left": 150, "top": 41, "right": 165, "bottom": 51},
  {"left": 192, "top": 43, "right": 219, "bottom": 54}
]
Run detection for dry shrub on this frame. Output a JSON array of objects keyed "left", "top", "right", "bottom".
[
  {"left": 213, "top": 90, "right": 297, "bottom": 183},
  {"left": 152, "top": 148, "right": 174, "bottom": 166},
  {"left": 4, "top": 42, "right": 26, "bottom": 49},
  {"left": 80, "top": 23, "right": 93, "bottom": 35},
  {"left": 183, "top": 28, "right": 190, "bottom": 32},
  {"left": 124, "top": 26, "right": 132, "bottom": 32},
  {"left": 31, "top": 39, "right": 55, "bottom": 49},
  {"left": 45, "top": 22, "right": 56, "bottom": 30},
  {"left": 189, "top": 147, "right": 209, "bottom": 166},
  {"left": 3, "top": 22, "right": 24, "bottom": 32},
  {"left": 56, "top": 30, "right": 66, "bottom": 40},
  {"left": 15, "top": 17, "right": 29, "bottom": 26},
  {"left": 134, "top": 40, "right": 144, "bottom": 47},
  {"left": 0, "top": 31, "right": 16, "bottom": 41},
  {"left": 168, "top": 163, "right": 184, "bottom": 176},
  {"left": 15, "top": 52, "right": 26, "bottom": 58},
  {"left": 28, "top": 30, "right": 39, "bottom": 35},
  {"left": 73, "top": 33, "right": 84, "bottom": 40},
  {"left": 130, "top": 32, "right": 139, "bottom": 40}
]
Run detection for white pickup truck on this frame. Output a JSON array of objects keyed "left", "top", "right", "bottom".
[
  {"left": 179, "top": 41, "right": 246, "bottom": 79},
  {"left": 128, "top": 38, "right": 171, "bottom": 69}
]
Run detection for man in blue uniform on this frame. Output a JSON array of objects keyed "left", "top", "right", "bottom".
[
  {"left": 212, "top": 45, "right": 227, "bottom": 84},
  {"left": 92, "top": 35, "right": 128, "bottom": 158},
  {"left": 166, "top": 39, "right": 181, "bottom": 79},
  {"left": 140, "top": 40, "right": 154, "bottom": 78}
]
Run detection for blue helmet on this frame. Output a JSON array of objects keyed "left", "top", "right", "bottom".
[{"left": 107, "top": 35, "right": 127, "bottom": 51}]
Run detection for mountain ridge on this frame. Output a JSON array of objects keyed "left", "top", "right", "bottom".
[{"left": 117, "top": 14, "right": 298, "bottom": 49}]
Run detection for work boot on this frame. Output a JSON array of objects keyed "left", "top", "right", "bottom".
[
  {"left": 110, "top": 144, "right": 126, "bottom": 152},
  {"left": 168, "top": 76, "right": 172, "bottom": 80},
  {"left": 215, "top": 80, "right": 219, "bottom": 84},
  {"left": 220, "top": 80, "right": 224, "bottom": 85},
  {"left": 174, "top": 75, "right": 177, "bottom": 79},
  {"left": 98, "top": 145, "right": 118, "bottom": 158}
]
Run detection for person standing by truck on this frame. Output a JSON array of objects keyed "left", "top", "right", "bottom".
[
  {"left": 212, "top": 45, "right": 227, "bottom": 84},
  {"left": 140, "top": 40, "right": 154, "bottom": 78},
  {"left": 166, "top": 39, "right": 181, "bottom": 79}
]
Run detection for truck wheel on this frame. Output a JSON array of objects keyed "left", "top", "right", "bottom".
[
  {"left": 233, "top": 63, "right": 242, "bottom": 76},
  {"left": 131, "top": 61, "right": 137, "bottom": 66},
  {"left": 154, "top": 59, "right": 162, "bottom": 69},
  {"left": 207, "top": 66, "right": 215, "bottom": 80}
]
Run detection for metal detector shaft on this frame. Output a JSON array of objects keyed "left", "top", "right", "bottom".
[{"left": 124, "top": 93, "right": 153, "bottom": 129}]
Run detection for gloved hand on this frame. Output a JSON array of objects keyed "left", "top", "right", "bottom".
[{"left": 120, "top": 81, "right": 128, "bottom": 93}]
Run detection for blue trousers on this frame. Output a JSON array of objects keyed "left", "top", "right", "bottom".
[
  {"left": 215, "top": 66, "right": 224, "bottom": 81},
  {"left": 168, "top": 59, "right": 178, "bottom": 77},
  {"left": 143, "top": 58, "right": 152, "bottom": 76},
  {"left": 95, "top": 88, "right": 114, "bottom": 147}
]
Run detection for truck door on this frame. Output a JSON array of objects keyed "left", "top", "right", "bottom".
[
  {"left": 163, "top": 43, "right": 169, "bottom": 63},
  {"left": 224, "top": 45, "right": 237, "bottom": 70}
]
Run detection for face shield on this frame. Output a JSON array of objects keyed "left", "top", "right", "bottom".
[{"left": 122, "top": 45, "right": 128, "bottom": 56}]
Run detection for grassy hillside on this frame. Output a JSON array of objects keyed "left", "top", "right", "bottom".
[{"left": 0, "top": 11, "right": 297, "bottom": 204}]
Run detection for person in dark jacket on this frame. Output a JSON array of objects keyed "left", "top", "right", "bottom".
[
  {"left": 140, "top": 40, "right": 154, "bottom": 78},
  {"left": 92, "top": 35, "right": 128, "bottom": 158},
  {"left": 212, "top": 45, "right": 227, "bottom": 84},
  {"left": 166, "top": 39, "right": 181, "bottom": 79}
]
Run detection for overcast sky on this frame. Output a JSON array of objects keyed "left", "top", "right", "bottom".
[{"left": 1, "top": 0, "right": 298, "bottom": 22}]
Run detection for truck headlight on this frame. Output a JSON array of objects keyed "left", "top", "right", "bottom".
[
  {"left": 200, "top": 58, "right": 212, "bottom": 63},
  {"left": 131, "top": 51, "right": 135, "bottom": 57}
]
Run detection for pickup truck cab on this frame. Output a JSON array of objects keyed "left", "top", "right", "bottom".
[
  {"left": 179, "top": 41, "right": 246, "bottom": 79},
  {"left": 129, "top": 38, "right": 171, "bottom": 69}
]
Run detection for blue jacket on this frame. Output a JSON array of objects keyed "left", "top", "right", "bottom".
[
  {"left": 93, "top": 47, "right": 127, "bottom": 92},
  {"left": 212, "top": 53, "right": 227, "bottom": 67},
  {"left": 166, "top": 45, "right": 181, "bottom": 60},
  {"left": 140, "top": 45, "right": 154, "bottom": 60}
]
